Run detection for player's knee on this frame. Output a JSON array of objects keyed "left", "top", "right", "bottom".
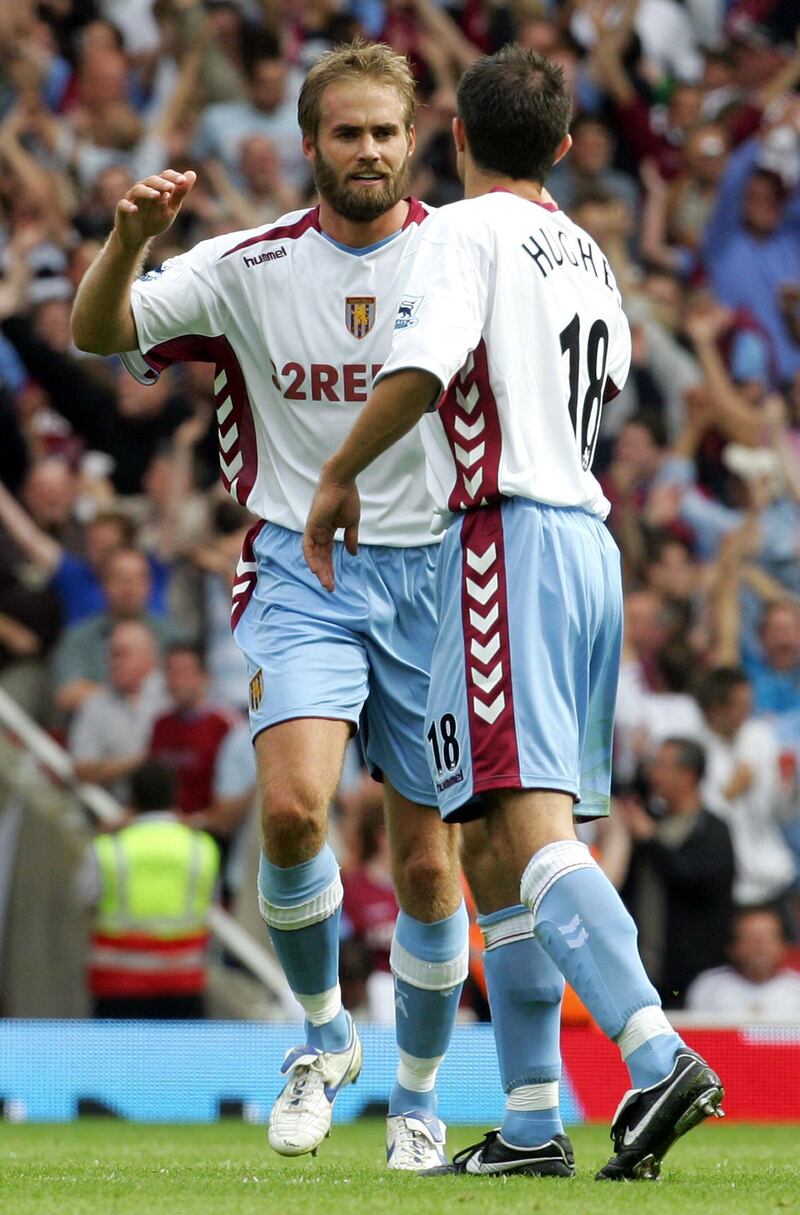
[
  {"left": 261, "top": 789, "right": 326, "bottom": 865},
  {"left": 395, "top": 848, "right": 457, "bottom": 906}
]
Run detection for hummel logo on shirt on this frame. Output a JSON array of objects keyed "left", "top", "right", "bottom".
[{"left": 243, "top": 248, "right": 287, "bottom": 268}]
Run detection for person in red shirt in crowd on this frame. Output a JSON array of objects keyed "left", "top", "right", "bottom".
[
  {"left": 342, "top": 793, "right": 399, "bottom": 1025},
  {"left": 150, "top": 643, "right": 243, "bottom": 819}
]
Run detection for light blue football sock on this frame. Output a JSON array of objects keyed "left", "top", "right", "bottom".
[
  {"left": 479, "top": 905, "right": 564, "bottom": 1147},
  {"left": 522, "top": 841, "right": 684, "bottom": 1092},
  {"left": 258, "top": 847, "right": 350, "bottom": 1052},
  {"left": 389, "top": 903, "right": 469, "bottom": 1116}
]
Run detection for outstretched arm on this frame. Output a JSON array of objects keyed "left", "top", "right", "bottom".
[
  {"left": 303, "top": 369, "right": 440, "bottom": 591},
  {"left": 71, "top": 169, "right": 196, "bottom": 356},
  {"left": 0, "top": 480, "right": 61, "bottom": 574},
  {"left": 684, "top": 304, "right": 761, "bottom": 447}
]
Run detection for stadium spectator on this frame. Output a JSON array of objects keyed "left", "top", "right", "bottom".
[
  {"left": 599, "top": 414, "right": 670, "bottom": 576},
  {"left": 181, "top": 497, "right": 254, "bottom": 712},
  {"left": 194, "top": 711, "right": 258, "bottom": 903},
  {"left": 5, "top": 322, "right": 196, "bottom": 497},
  {"left": 192, "top": 30, "right": 308, "bottom": 191},
  {"left": 615, "top": 641, "right": 705, "bottom": 784},
  {"left": 643, "top": 535, "right": 707, "bottom": 643},
  {"left": 0, "top": 464, "right": 68, "bottom": 720},
  {"left": 746, "top": 601, "right": 800, "bottom": 722},
  {"left": 608, "top": 267, "right": 703, "bottom": 444},
  {"left": 15, "top": 457, "right": 83, "bottom": 551},
  {"left": 149, "top": 642, "right": 245, "bottom": 818},
  {"left": 696, "top": 667, "right": 797, "bottom": 914},
  {"left": 0, "top": 562, "right": 61, "bottom": 722},
  {"left": 618, "top": 586, "right": 679, "bottom": 689},
  {"left": 589, "top": 19, "right": 703, "bottom": 181},
  {"left": 51, "top": 546, "right": 189, "bottom": 713},
  {"left": 0, "top": 481, "right": 144, "bottom": 626},
  {"left": 547, "top": 115, "right": 638, "bottom": 216},
  {"left": 701, "top": 123, "right": 800, "bottom": 385},
  {"left": 639, "top": 125, "right": 730, "bottom": 274},
  {"left": 77, "top": 759, "right": 219, "bottom": 1019},
  {"left": 617, "top": 738, "right": 735, "bottom": 1007},
  {"left": 203, "top": 135, "right": 301, "bottom": 228},
  {"left": 685, "top": 906, "right": 800, "bottom": 1019},
  {"left": 578, "top": 0, "right": 704, "bottom": 85},
  {"left": 68, "top": 618, "right": 168, "bottom": 803}
]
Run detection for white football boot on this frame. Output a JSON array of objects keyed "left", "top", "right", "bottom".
[
  {"left": 268, "top": 1015, "right": 362, "bottom": 1157},
  {"left": 386, "top": 1112, "right": 448, "bottom": 1170}
]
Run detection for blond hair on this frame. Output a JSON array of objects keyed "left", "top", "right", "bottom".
[{"left": 298, "top": 40, "right": 416, "bottom": 140}]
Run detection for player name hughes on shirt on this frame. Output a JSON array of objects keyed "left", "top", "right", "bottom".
[
  {"left": 378, "top": 190, "right": 632, "bottom": 526},
  {"left": 121, "top": 202, "right": 438, "bottom": 548}
]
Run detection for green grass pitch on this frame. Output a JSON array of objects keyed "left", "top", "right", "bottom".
[{"left": 1, "top": 1120, "right": 797, "bottom": 1215}]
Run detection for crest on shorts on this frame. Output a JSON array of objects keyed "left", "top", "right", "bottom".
[
  {"left": 249, "top": 669, "right": 263, "bottom": 712},
  {"left": 346, "top": 296, "right": 376, "bottom": 340}
]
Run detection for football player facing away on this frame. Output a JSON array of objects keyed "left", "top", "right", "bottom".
[{"left": 304, "top": 46, "right": 724, "bottom": 1182}]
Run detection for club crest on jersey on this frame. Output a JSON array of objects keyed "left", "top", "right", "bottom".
[
  {"left": 346, "top": 296, "right": 376, "bottom": 340},
  {"left": 249, "top": 669, "right": 264, "bottom": 712}
]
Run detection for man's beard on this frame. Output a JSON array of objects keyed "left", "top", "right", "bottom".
[{"left": 313, "top": 149, "right": 410, "bottom": 221}]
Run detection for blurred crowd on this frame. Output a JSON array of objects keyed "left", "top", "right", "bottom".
[{"left": 1, "top": 0, "right": 800, "bottom": 1018}]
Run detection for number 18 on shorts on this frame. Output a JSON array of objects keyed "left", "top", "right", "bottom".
[{"left": 425, "top": 497, "right": 623, "bottom": 824}]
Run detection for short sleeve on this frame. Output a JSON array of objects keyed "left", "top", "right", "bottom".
[
  {"left": 377, "top": 205, "right": 490, "bottom": 395},
  {"left": 604, "top": 303, "right": 632, "bottom": 402},
  {"left": 122, "top": 241, "right": 225, "bottom": 384}
]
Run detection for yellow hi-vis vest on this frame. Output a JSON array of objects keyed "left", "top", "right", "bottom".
[{"left": 90, "top": 817, "right": 219, "bottom": 998}]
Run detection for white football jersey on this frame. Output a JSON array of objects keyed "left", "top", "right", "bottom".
[
  {"left": 378, "top": 190, "right": 632, "bottom": 525},
  {"left": 123, "top": 202, "right": 438, "bottom": 546}
]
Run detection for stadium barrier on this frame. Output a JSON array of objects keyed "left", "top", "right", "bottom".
[
  {"left": 1, "top": 1020, "right": 798, "bottom": 1123},
  {"left": 0, "top": 688, "right": 295, "bottom": 1015}
]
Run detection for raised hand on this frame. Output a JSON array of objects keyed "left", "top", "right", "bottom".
[
  {"left": 115, "top": 169, "right": 197, "bottom": 249},
  {"left": 684, "top": 301, "right": 734, "bottom": 346}
]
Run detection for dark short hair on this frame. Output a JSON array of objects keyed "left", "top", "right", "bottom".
[
  {"left": 646, "top": 530, "right": 694, "bottom": 567},
  {"left": 570, "top": 114, "right": 613, "bottom": 140},
  {"left": 91, "top": 510, "right": 137, "bottom": 546},
  {"left": 242, "top": 29, "right": 281, "bottom": 80},
  {"left": 456, "top": 46, "right": 571, "bottom": 182},
  {"left": 130, "top": 760, "right": 176, "bottom": 814},
  {"left": 749, "top": 168, "right": 789, "bottom": 202},
  {"left": 661, "top": 737, "right": 706, "bottom": 782},
  {"left": 695, "top": 666, "right": 749, "bottom": 714},
  {"left": 731, "top": 904, "right": 786, "bottom": 943},
  {"left": 654, "top": 641, "right": 695, "bottom": 695},
  {"left": 104, "top": 545, "right": 150, "bottom": 579},
  {"left": 165, "top": 641, "right": 207, "bottom": 670},
  {"left": 624, "top": 410, "right": 669, "bottom": 450}
]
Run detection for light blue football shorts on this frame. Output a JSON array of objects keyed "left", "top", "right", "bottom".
[
  {"left": 232, "top": 521, "right": 440, "bottom": 807},
  {"left": 426, "top": 498, "right": 623, "bottom": 822}
]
